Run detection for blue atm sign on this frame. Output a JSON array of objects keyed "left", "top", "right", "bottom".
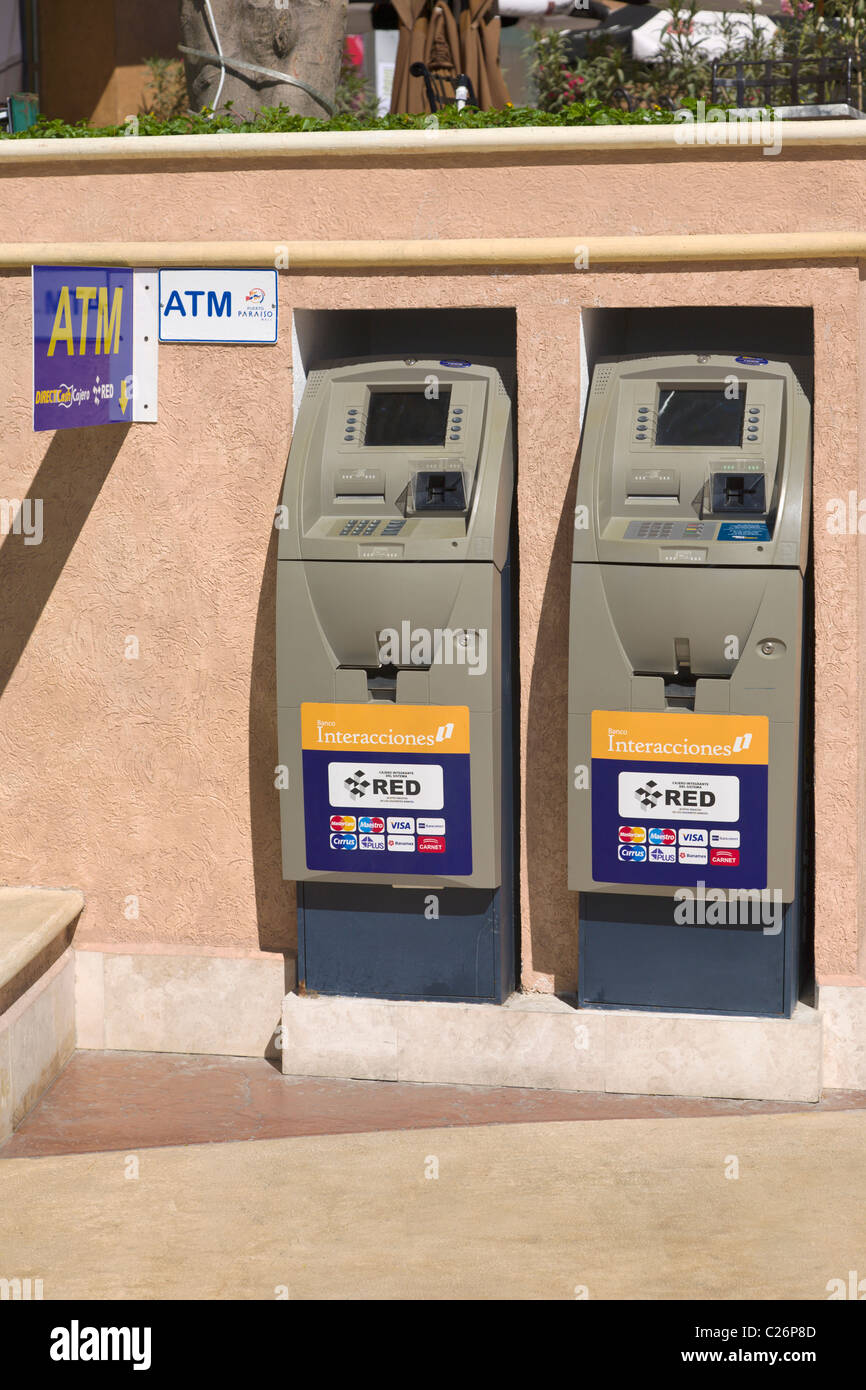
[{"left": 33, "top": 266, "right": 133, "bottom": 431}]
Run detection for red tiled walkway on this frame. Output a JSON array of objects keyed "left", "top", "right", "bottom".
[{"left": 3, "top": 1051, "right": 866, "bottom": 1159}]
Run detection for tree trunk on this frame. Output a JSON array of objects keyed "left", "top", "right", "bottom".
[{"left": 178, "top": 0, "right": 348, "bottom": 120}]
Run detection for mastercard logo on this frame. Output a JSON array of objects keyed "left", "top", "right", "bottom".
[
  {"left": 618, "top": 825, "right": 646, "bottom": 843},
  {"left": 330, "top": 815, "right": 356, "bottom": 832}
]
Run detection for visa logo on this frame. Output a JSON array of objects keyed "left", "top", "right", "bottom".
[{"left": 679, "top": 830, "right": 708, "bottom": 846}]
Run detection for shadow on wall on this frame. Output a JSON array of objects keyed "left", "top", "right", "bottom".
[
  {"left": 0, "top": 420, "right": 294, "bottom": 965},
  {"left": 249, "top": 521, "right": 296, "bottom": 959},
  {"left": 0, "top": 424, "right": 130, "bottom": 700},
  {"left": 523, "top": 444, "right": 581, "bottom": 995}
]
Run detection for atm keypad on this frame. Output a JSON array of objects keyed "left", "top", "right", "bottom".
[
  {"left": 335, "top": 519, "right": 407, "bottom": 538},
  {"left": 624, "top": 519, "right": 714, "bottom": 540}
]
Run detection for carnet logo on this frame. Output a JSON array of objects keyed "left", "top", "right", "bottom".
[{"left": 634, "top": 780, "right": 662, "bottom": 811}]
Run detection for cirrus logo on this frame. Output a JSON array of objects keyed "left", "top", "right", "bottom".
[{"left": 618, "top": 844, "right": 646, "bottom": 863}]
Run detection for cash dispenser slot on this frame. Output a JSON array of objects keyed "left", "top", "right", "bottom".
[
  {"left": 665, "top": 636, "right": 697, "bottom": 709},
  {"left": 626, "top": 467, "right": 680, "bottom": 505},
  {"left": 334, "top": 467, "right": 386, "bottom": 505}
]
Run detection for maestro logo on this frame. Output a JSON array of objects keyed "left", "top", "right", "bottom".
[
  {"left": 648, "top": 827, "right": 677, "bottom": 845},
  {"left": 245, "top": 287, "right": 266, "bottom": 305}
]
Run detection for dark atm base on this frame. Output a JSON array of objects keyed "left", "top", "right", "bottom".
[
  {"left": 579, "top": 892, "right": 801, "bottom": 1018},
  {"left": 297, "top": 882, "right": 514, "bottom": 1004}
]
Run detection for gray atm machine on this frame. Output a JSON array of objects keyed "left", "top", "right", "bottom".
[
  {"left": 277, "top": 357, "right": 515, "bottom": 1002},
  {"left": 568, "top": 353, "right": 811, "bottom": 1017}
]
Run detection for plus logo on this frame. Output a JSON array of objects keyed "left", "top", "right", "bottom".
[
  {"left": 344, "top": 770, "right": 371, "bottom": 800},
  {"left": 634, "top": 779, "right": 662, "bottom": 811}
]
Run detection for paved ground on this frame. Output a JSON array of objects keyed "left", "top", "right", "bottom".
[
  {"left": 1, "top": 1054, "right": 865, "bottom": 1299},
  {"left": 2, "top": 1052, "right": 866, "bottom": 1158},
  {"left": 2, "top": 1108, "right": 864, "bottom": 1300}
]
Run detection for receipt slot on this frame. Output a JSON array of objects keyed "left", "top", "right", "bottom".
[
  {"left": 277, "top": 358, "right": 515, "bottom": 1002},
  {"left": 568, "top": 354, "right": 811, "bottom": 1016}
]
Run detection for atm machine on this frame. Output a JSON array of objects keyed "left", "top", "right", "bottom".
[
  {"left": 568, "top": 353, "right": 811, "bottom": 1016},
  {"left": 277, "top": 357, "right": 516, "bottom": 1002}
]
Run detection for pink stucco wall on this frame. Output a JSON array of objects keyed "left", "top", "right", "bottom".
[{"left": 0, "top": 134, "right": 863, "bottom": 991}]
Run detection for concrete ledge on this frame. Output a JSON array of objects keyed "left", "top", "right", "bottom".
[
  {"left": 0, "top": 948, "right": 75, "bottom": 1140},
  {"left": 280, "top": 992, "right": 822, "bottom": 1102},
  {"left": 75, "top": 945, "right": 295, "bottom": 1060},
  {"left": 0, "top": 886, "right": 84, "bottom": 1015},
  {"left": 819, "top": 982, "right": 866, "bottom": 1088},
  {"left": 2, "top": 121, "right": 865, "bottom": 167}
]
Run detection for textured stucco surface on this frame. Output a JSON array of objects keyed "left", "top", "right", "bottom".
[{"left": 0, "top": 140, "right": 862, "bottom": 992}]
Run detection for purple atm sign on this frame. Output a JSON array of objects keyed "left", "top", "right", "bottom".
[{"left": 33, "top": 266, "right": 134, "bottom": 431}]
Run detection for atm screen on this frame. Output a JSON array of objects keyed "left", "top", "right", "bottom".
[
  {"left": 364, "top": 388, "right": 452, "bottom": 447},
  {"left": 655, "top": 388, "right": 745, "bottom": 448}
]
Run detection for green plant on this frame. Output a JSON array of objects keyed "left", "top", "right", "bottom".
[
  {"left": 333, "top": 50, "right": 379, "bottom": 121},
  {"left": 527, "top": 0, "right": 866, "bottom": 113},
  {"left": 2, "top": 98, "right": 761, "bottom": 141},
  {"left": 140, "top": 57, "right": 189, "bottom": 122}
]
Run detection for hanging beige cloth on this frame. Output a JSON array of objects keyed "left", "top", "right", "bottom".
[{"left": 390, "top": 0, "right": 511, "bottom": 113}]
